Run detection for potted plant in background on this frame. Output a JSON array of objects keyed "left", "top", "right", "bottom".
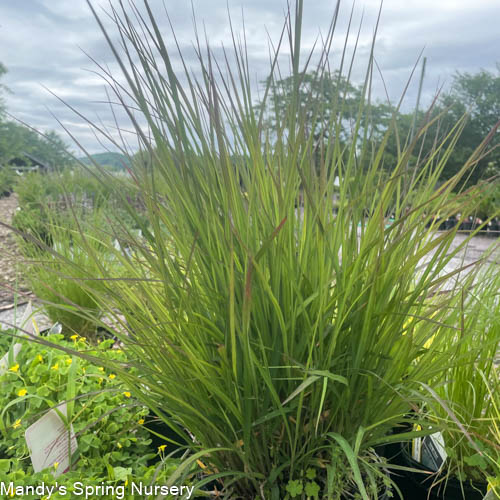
[{"left": 382, "top": 268, "right": 499, "bottom": 499}]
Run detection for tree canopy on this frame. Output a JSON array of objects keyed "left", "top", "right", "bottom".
[
  {"left": 257, "top": 66, "right": 500, "bottom": 193},
  {"left": 0, "top": 62, "right": 71, "bottom": 169}
]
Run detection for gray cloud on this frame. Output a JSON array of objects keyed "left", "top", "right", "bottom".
[{"left": 1, "top": 0, "right": 499, "bottom": 154}]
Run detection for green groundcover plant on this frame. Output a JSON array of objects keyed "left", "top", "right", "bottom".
[
  {"left": 0, "top": 333, "right": 151, "bottom": 467},
  {"left": 0, "top": 459, "right": 182, "bottom": 500},
  {"left": 0, "top": 330, "right": 194, "bottom": 499},
  {"left": 13, "top": 0, "right": 500, "bottom": 498}
]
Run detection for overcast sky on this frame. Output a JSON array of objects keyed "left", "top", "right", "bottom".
[{"left": 1, "top": 0, "right": 499, "bottom": 154}]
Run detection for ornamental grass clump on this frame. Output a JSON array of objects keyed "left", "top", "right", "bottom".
[
  {"left": 423, "top": 268, "right": 500, "bottom": 491},
  {"left": 14, "top": 208, "right": 121, "bottom": 340},
  {"left": 26, "top": 0, "right": 500, "bottom": 497}
]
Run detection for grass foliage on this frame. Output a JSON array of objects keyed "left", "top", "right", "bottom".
[{"left": 426, "top": 269, "right": 500, "bottom": 485}]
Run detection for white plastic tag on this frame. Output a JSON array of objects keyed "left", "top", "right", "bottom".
[
  {"left": 413, "top": 431, "right": 447, "bottom": 471},
  {"left": 25, "top": 403, "right": 78, "bottom": 477}
]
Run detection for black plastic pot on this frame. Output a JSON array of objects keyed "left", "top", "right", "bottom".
[
  {"left": 341, "top": 488, "right": 390, "bottom": 500},
  {"left": 145, "top": 413, "right": 189, "bottom": 464},
  {"left": 385, "top": 442, "right": 487, "bottom": 500}
]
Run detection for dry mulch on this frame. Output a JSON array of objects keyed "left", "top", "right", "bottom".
[{"left": 0, "top": 193, "right": 35, "bottom": 309}]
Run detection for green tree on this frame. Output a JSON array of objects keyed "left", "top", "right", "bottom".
[
  {"left": 256, "top": 69, "right": 393, "bottom": 179},
  {"left": 0, "top": 119, "right": 71, "bottom": 168},
  {"left": 438, "top": 67, "right": 500, "bottom": 186},
  {"left": 258, "top": 70, "right": 361, "bottom": 142},
  {"left": 0, "top": 61, "right": 71, "bottom": 169}
]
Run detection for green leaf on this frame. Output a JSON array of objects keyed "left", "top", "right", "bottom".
[
  {"left": 304, "top": 481, "right": 320, "bottom": 498},
  {"left": 113, "top": 466, "right": 132, "bottom": 481},
  {"left": 0, "top": 460, "right": 11, "bottom": 473},
  {"left": 282, "top": 376, "right": 320, "bottom": 406},
  {"left": 463, "top": 453, "right": 488, "bottom": 470},
  {"left": 285, "top": 480, "right": 303, "bottom": 497},
  {"left": 305, "top": 468, "right": 316, "bottom": 480}
]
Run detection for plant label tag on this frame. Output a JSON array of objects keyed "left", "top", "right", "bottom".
[
  {"left": 412, "top": 438, "right": 422, "bottom": 462},
  {"left": 25, "top": 403, "right": 78, "bottom": 477},
  {"left": 0, "top": 303, "right": 36, "bottom": 374},
  {"left": 420, "top": 431, "right": 447, "bottom": 471}
]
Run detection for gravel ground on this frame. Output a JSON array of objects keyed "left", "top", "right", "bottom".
[{"left": 0, "top": 193, "right": 35, "bottom": 309}]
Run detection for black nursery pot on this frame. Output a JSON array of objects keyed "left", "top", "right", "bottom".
[
  {"left": 384, "top": 442, "right": 487, "bottom": 500},
  {"left": 145, "top": 413, "right": 189, "bottom": 464},
  {"left": 341, "top": 487, "right": 391, "bottom": 500}
]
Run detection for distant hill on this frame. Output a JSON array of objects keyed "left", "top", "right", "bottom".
[{"left": 78, "top": 152, "right": 130, "bottom": 170}]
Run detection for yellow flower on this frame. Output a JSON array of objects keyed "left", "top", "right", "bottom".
[
  {"left": 51, "top": 363, "right": 59, "bottom": 371},
  {"left": 138, "top": 419, "right": 145, "bottom": 425},
  {"left": 117, "top": 442, "right": 122, "bottom": 449},
  {"left": 9, "top": 364, "right": 19, "bottom": 373},
  {"left": 37, "top": 354, "right": 43, "bottom": 362},
  {"left": 70, "top": 334, "right": 78, "bottom": 342},
  {"left": 17, "top": 388, "right": 28, "bottom": 397},
  {"left": 78, "top": 337, "right": 86, "bottom": 343},
  {"left": 158, "top": 444, "right": 166, "bottom": 453},
  {"left": 123, "top": 391, "right": 131, "bottom": 398},
  {"left": 53, "top": 461, "right": 59, "bottom": 470},
  {"left": 66, "top": 358, "right": 72, "bottom": 365},
  {"left": 12, "top": 419, "right": 21, "bottom": 429},
  {"left": 124, "top": 479, "right": 128, "bottom": 486},
  {"left": 98, "top": 367, "right": 104, "bottom": 372},
  {"left": 109, "top": 374, "right": 116, "bottom": 380}
]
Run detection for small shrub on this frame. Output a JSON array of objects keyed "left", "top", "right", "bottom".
[{"left": 0, "top": 166, "right": 15, "bottom": 197}]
